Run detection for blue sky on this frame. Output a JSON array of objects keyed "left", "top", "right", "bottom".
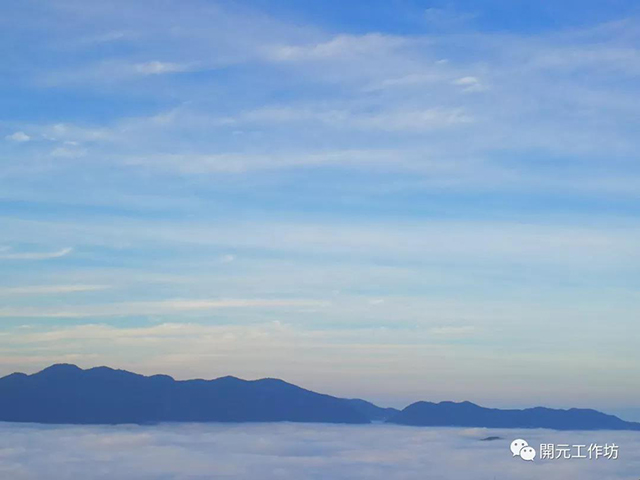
[{"left": 1, "top": 0, "right": 640, "bottom": 415}]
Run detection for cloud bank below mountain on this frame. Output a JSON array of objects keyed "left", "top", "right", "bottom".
[{"left": 0, "top": 422, "right": 639, "bottom": 480}]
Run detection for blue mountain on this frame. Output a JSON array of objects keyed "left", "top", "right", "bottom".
[
  {"left": 344, "top": 398, "right": 400, "bottom": 422},
  {"left": 0, "top": 364, "right": 370, "bottom": 425},
  {"left": 387, "top": 400, "right": 640, "bottom": 430},
  {"left": 1, "top": 365, "right": 638, "bottom": 430}
]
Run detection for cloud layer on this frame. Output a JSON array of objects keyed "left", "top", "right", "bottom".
[{"left": 0, "top": 423, "right": 639, "bottom": 480}]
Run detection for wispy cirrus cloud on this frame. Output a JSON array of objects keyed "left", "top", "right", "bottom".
[
  {"left": 0, "top": 284, "right": 109, "bottom": 296},
  {"left": 233, "top": 106, "right": 474, "bottom": 131},
  {"left": 0, "top": 298, "right": 329, "bottom": 318},
  {"left": 264, "top": 33, "right": 408, "bottom": 62},
  {"left": 0, "top": 248, "right": 73, "bottom": 261},
  {"left": 40, "top": 60, "right": 197, "bottom": 86},
  {"left": 133, "top": 60, "right": 192, "bottom": 75},
  {"left": 451, "top": 76, "right": 486, "bottom": 92}
]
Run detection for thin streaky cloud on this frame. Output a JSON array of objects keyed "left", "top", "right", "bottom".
[
  {"left": 0, "top": 248, "right": 73, "bottom": 261},
  {"left": 0, "top": 285, "right": 109, "bottom": 296},
  {"left": 133, "top": 60, "right": 193, "bottom": 75},
  {"left": 264, "top": 34, "right": 408, "bottom": 62},
  {"left": 0, "top": 298, "right": 330, "bottom": 318}
]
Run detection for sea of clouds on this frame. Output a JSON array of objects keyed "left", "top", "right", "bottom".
[{"left": 1, "top": 422, "right": 639, "bottom": 479}]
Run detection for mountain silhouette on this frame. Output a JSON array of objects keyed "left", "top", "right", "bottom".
[
  {"left": 387, "top": 400, "right": 640, "bottom": 430},
  {"left": 344, "top": 398, "right": 400, "bottom": 422},
  {"left": 1, "top": 365, "right": 639, "bottom": 430},
  {"left": 0, "top": 364, "right": 369, "bottom": 425}
]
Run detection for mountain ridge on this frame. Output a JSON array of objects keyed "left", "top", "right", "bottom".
[
  {"left": 388, "top": 400, "right": 640, "bottom": 430},
  {"left": 0, "top": 364, "right": 377, "bottom": 425},
  {"left": 1, "top": 364, "right": 638, "bottom": 431}
]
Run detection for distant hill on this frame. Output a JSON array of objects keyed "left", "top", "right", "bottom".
[
  {"left": 1, "top": 365, "right": 638, "bottom": 431},
  {"left": 0, "top": 364, "right": 369, "bottom": 425},
  {"left": 387, "top": 400, "right": 640, "bottom": 431}
]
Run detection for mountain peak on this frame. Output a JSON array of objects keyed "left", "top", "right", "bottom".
[
  {"left": 216, "top": 375, "right": 244, "bottom": 381},
  {"left": 36, "top": 364, "right": 83, "bottom": 376}
]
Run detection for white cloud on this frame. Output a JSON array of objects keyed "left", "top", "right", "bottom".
[
  {"left": 0, "top": 247, "right": 73, "bottom": 261},
  {"left": 452, "top": 76, "right": 486, "bottom": 92},
  {"left": 134, "top": 61, "right": 191, "bottom": 75},
  {"left": 265, "top": 34, "right": 407, "bottom": 62},
  {"left": 11, "top": 16, "right": 640, "bottom": 186},
  {"left": 121, "top": 149, "right": 409, "bottom": 173},
  {"left": 50, "top": 146, "right": 87, "bottom": 158},
  {"left": 39, "top": 122, "right": 111, "bottom": 143},
  {"left": 0, "top": 421, "right": 637, "bottom": 479},
  {"left": 0, "top": 298, "right": 329, "bottom": 318},
  {"left": 365, "top": 72, "right": 444, "bottom": 91},
  {"left": 40, "top": 60, "right": 195, "bottom": 87},
  {"left": 5, "top": 131, "right": 30, "bottom": 142},
  {"left": 238, "top": 106, "right": 473, "bottom": 132},
  {"left": 0, "top": 285, "right": 109, "bottom": 296},
  {"left": 3, "top": 215, "right": 640, "bottom": 269}
]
